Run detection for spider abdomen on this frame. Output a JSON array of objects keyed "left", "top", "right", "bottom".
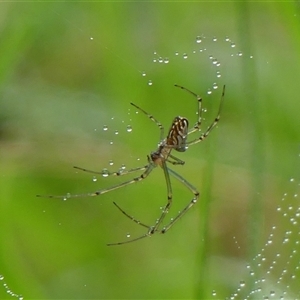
[{"left": 167, "top": 117, "right": 189, "bottom": 152}]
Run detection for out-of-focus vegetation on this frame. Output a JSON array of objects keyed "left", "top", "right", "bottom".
[{"left": 1, "top": 2, "right": 300, "bottom": 299}]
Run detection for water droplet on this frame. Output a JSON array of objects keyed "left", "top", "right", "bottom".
[
  {"left": 109, "top": 160, "right": 114, "bottom": 166},
  {"left": 240, "top": 280, "right": 245, "bottom": 287},
  {"left": 109, "top": 140, "right": 113, "bottom": 145},
  {"left": 126, "top": 233, "right": 131, "bottom": 238},
  {"left": 63, "top": 193, "right": 71, "bottom": 201},
  {"left": 114, "top": 130, "right": 119, "bottom": 135},
  {"left": 207, "top": 89, "right": 212, "bottom": 95},
  {"left": 102, "top": 168, "right": 109, "bottom": 177},
  {"left": 120, "top": 164, "right": 126, "bottom": 170},
  {"left": 212, "top": 290, "right": 216, "bottom": 296},
  {"left": 290, "top": 178, "right": 295, "bottom": 182},
  {"left": 212, "top": 36, "right": 217, "bottom": 42},
  {"left": 183, "top": 53, "right": 188, "bottom": 59},
  {"left": 126, "top": 125, "right": 133, "bottom": 132},
  {"left": 153, "top": 58, "right": 157, "bottom": 63},
  {"left": 148, "top": 80, "right": 153, "bottom": 86},
  {"left": 196, "top": 36, "right": 202, "bottom": 43},
  {"left": 142, "top": 71, "right": 146, "bottom": 77},
  {"left": 164, "top": 57, "right": 169, "bottom": 63},
  {"left": 0, "top": 275, "right": 3, "bottom": 280},
  {"left": 238, "top": 51, "right": 243, "bottom": 56},
  {"left": 231, "top": 42, "right": 236, "bottom": 48},
  {"left": 216, "top": 70, "right": 221, "bottom": 78},
  {"left": 90, "top": 37, "right": 94, "bottom": 41},
  {"left": 103, "top": 125, "right": 108, "bottom": 131},
  {"left": 213, "top": 83, "right": 218, "bottom": 89},
  {"left": 225, "top": 36, "right": 230, "bottom": 42},
  {"left": 158, "top": 57, "right": 163, "bottom": 63},
  {"left": 92, "top": 176, "right": 97, "bottom": 182},
  {"left": 175, "top": 51, "right": 179, "bottom": 56}
]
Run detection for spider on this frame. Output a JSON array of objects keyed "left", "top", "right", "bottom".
[{"left": 37, "top": 84, "right": 225, "bottom": 246}]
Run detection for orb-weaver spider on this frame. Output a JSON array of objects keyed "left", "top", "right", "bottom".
[{"left": 37, "top": 84, "right": 225, "bottom": 245}]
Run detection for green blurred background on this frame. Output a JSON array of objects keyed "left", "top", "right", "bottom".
[{"left": 1, "top": 2, "right": 300, "bottom": 299}]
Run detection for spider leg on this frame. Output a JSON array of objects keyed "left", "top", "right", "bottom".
[
  {"left": 152, "top": 159, "right": 173, "bottom": 232},
  {"left": 73, "top": 165, "right": 148, "bottom": 176},
  {"left": 174, "top": 84, "right": 203, "bottom": 135},
  {"left": 167, "top": 154, "right": 185, "bottom": 165},
  {"left": 107, "top": 230, "right": 152, "bottom": 246},
  {"left": 130, "top": 102, "right": 165, "bottom": 141},
  {"left": 160, "top": 167, "right": 199, "bottom": 234},
  {"left": 112, "top": 201, "right": 150, "bottom": 229},
  {"left": 107, "top": 198, "right": 155, "bottom": 246},
  {"left": 36, "top": 164, "right": 155, "bottom": 199},
  {"left": 108, "top": 159, "right": 174, "bottom": 245},
  {"left": 107, "top": 202, "right": 154, "bottom": 246},
  {"left": 186, "top": 85, "right": 225, "bottom": 146}
]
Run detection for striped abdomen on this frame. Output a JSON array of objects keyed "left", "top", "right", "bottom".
[{"left": 167, "top": 117, "right": 189, "bottom": 152}]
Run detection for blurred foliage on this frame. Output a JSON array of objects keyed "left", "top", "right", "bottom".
[{"left": 1, "top": 2, "right": 300, "bottom": 299}]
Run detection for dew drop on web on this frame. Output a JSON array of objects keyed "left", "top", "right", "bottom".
[
  {"left": 196, "top": 36, "right": 202, "bottom": 43},
  {"left": 101, "top": 168, "right": 109, "bottom": 177},
  {"left": 126, "top": 125, "right": 132, "bottom": 132}
]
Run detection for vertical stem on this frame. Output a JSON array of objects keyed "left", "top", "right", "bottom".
[
  {"left": 236, "top": 1, "right": 265, "bottom": 291},
  {"left": 194, "top": 140, "right": 215, "bottom": 299}
]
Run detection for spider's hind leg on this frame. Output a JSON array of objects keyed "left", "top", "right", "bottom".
[
  {"left": 107, "top": 202, "right": 156, "bottom": 246},
  {"left": 112, "top": 201, "right": 150, "bottom": 229}
]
